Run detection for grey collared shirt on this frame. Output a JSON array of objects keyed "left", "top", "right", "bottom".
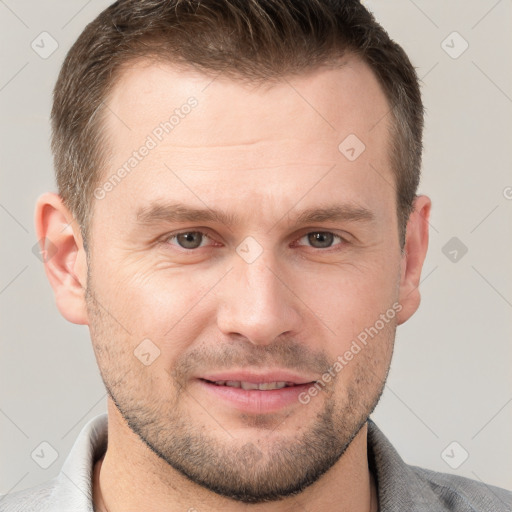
[{"left": 1, "top": 413, "right": 511, "bottom": 511}]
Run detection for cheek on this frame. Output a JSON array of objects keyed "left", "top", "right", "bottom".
[
  {"left": 294, "top": 256, "right": 400, "bottom": 342},
  {"left": 321, "top": 259, "right": 398, "bottom": 397},
  {"left": 97, "top": 261, "right": 223, "bottom": 362}
]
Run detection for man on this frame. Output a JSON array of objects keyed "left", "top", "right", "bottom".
[{"left": 1, "top": 0, "right": 510, "bottom": 511}]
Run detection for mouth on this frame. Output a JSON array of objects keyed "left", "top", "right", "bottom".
[
  {"left": 201, "top": 379, "right": 305, "bottom": 390},
  {"left": 195, "top": 371, "right": 317, "bottom": 414}
]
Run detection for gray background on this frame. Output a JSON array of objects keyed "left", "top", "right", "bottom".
[{"left": 1, "top": 0, "right": 511, "bottom": 496}]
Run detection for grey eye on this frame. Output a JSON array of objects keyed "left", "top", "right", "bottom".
[
  {"left": 175, "top": 232, "right": 205, "bottom": 249},
  {"left": 306, "top": 232, "right": 335, "bottom": 248}
]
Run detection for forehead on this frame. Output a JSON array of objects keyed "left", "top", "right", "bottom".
[
  {"left": 104, "top": 55, "right": 391, "bottom": 148},
  {"left": 96, "top": 56, "right": 394, "bottom": 227}
]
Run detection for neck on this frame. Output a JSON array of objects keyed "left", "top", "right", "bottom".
[{"left": 93, "top": 403, "right": 378, "bottom": 512}]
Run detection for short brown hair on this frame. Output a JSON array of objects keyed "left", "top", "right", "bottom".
[{"left": 51, "top": 0, "right": 423, "bottom": 249}]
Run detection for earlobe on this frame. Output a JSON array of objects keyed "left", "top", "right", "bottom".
[
  {"left": 396, "top": 195, "right": 431, "bottom": 326},
  {"left": 34, "top": 193, "right": 89, "bottom": 325}
]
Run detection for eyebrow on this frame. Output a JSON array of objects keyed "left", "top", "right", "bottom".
[{"left": 135, "top": 202, "right": 375, "bottom": 228}]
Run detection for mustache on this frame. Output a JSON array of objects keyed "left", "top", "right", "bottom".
[{"left": 168, "top": 338, "right": 331, "bottom": 383}]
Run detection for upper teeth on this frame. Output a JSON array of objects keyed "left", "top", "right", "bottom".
[{"left": 214, "top": 381, "right": 292, "bottom": 390}]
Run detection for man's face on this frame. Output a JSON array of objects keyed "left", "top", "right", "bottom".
[{"left": 86, "top": 57, "right": 402, "bottom": 503}]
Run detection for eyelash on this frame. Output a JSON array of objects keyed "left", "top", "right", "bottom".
[{"left": 164, "top": 230, "right": 348, "bottom": 252}]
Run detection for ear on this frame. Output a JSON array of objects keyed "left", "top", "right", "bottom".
[
  {"left": 34, "top": 193, "right": 89, "bottom": 325},
  {"left": 396, "top": 195, "right": 431, "bottom": 325}
]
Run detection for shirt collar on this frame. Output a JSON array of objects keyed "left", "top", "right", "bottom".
[
  {"left": 48, "top": 413, "right": 438, "bottom": 511},
  {"left": 367, "top": 418, "right": 441, "bottom": 511},
  {"left": 48, "top": 413, "right": 107, "bottom": 512}
]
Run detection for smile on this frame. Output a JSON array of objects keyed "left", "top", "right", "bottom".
[{"left": 206, "top": 380, "right": 299, "bottom": 390}]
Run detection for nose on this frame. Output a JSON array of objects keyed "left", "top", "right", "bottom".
[{"left": 216, "top": 249, "right": 303, "bottom": 346}]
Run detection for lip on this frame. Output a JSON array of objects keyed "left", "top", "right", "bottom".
[
  {"left": 199, "top": 370, "right": 315, "bottom": 385},
  {"left": 195, "top": 369, "right": 317, "bottom": 414}
]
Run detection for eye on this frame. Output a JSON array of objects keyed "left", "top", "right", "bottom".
[
  {"left": 163, "top": 230, "right": 347, "bottom": 252},
  {"left": 166, "top": 231, "right": 213, "bottom": 250},
  {"left": 296, "top": 231, "right": 345, "bottom": 250}
]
